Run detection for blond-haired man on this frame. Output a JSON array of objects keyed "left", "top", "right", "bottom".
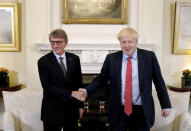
[{"left": 76, "top": 27, "right": 171, "bottom": 131}]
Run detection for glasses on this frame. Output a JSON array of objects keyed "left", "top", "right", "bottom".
[{"left": 50, "top": 40, "right": 64, "bottom": 45}]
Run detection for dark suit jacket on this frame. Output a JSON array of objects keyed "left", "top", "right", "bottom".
[
  {"left": 86, "top": 48, "right": 171, "bottom": 128},
  {"left": 38, "top": 51, "right": 83, "bottom": 124}
]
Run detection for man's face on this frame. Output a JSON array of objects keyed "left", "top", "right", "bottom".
[
  {"left": 119, "top": 34, "right": 138, "bottom": 56},
  {"left": 50, "top": 36, "right": 67, "bottom": 56}
]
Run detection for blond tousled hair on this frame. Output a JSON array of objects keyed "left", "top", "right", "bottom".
[{"left": 117, "top": 27, "right": 138, "bottom": 40}]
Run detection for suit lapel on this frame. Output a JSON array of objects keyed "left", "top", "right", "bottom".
[
  {"left": 115, "top": 51, "right": 123, "bottom": 94},
  {"left": 65, "top": 52, "right": 72, "bottom": 82},
  {"left": 137, "top": 49, "right": 144, "bottom": 90}
]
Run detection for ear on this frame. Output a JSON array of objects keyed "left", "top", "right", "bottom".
[{"left": 135, "top": 40, "right": 138, "bottom": 44}]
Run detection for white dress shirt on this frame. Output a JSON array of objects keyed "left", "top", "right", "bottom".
[{"left": 53, "top": 52, "right": 67, "bottom": 70}]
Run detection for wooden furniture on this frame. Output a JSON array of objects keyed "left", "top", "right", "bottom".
[
  {"left": 0, "top": 84, "right": 22, "bottom": 97},
  {"left": 167, "top": 85, "right": 191, "bottom": 98}
]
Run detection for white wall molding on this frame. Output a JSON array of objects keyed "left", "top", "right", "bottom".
[
  {"left": 36, "top": 43, "right": 156, "bottom": 52},
  {"left": 35, "top": 43, "right": 157, "bottom": 73}
]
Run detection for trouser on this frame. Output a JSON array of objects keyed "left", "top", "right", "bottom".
[
  {"left": 43, "top": 119, "right": 78, "bottom": 131},
  {"left": 112, "top": 105, "right": 150, "bottom": 131}
]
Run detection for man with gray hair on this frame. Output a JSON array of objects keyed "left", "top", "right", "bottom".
[{"left": 38, "top": 29, "right": 83, "bottom": 131}]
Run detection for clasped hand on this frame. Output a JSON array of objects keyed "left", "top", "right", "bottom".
[{"left": 72, "top": 88, "right": 87, "bottom": 101}]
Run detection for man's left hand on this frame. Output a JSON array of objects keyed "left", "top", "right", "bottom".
[{"left": 161, "top": 109, "right": 171, "bottom": 118}]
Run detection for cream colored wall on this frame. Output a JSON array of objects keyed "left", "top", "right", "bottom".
[
  {"left": 0, "top": 0, "right": 26, "bottom": 87},
  {"left": 141, "top": 0, "right": 164, "bottom": 73},
  {"left": 25, "top": 0, "right": 47, "bottom": 88},
  {"left": 163, "top": 0, "right": 191, "bottom": 87},
  {"left": 143, "top": 0, "right": 164, "bottom": 45}
]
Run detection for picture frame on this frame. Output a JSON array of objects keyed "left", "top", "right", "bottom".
[
  {"left": 173, "top": 2, "right": 191, "bottom": 55},
  {"left": 62, "top": 0, "right": 128, "bottom": 24},
  {"left": 0, "top": 2, "right": 21, "bottom": 52}
]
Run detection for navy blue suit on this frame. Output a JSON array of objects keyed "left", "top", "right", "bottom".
[
  {"left": 38, "top": 52, "right": 83, "bottom": 130},
  {"left": 86, "top": 48, "right": 171, "bottom": 128}
]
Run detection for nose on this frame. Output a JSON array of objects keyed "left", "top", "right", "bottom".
[
  {"left": 124, "top": 43, "right": 130, "bottom": 48},
  {"left": 52, "top": 43, "right": 58, "bottom": 48}
]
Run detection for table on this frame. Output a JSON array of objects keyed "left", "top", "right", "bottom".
[
  {"left": 0, "top": 84, "right": 22, "bottom": 97},
  {"left": 167, "top": 85, "right": 191, "bottom": 98}
]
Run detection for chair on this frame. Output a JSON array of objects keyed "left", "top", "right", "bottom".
[
  {"left": 151, "top": 88, "right": 191, "bottom": 131},
  {"left": 3, "top": 88, "right": 43, "bottom": 131}
]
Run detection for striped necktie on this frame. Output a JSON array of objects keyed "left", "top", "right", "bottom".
[{"left": 59, "top": 57, "right": 67, "bottom": 78}]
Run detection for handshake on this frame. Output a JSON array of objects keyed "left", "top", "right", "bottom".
[{"left": 72, "top": 88, "right": 88, "bottom": 101}]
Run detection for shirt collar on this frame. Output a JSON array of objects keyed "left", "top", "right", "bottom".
[
  {"left": 122, "top": 49, "right": 137, "bottom": 61},
  {"left": 53, "top": 52, "right": 66, "bottom": 61}
]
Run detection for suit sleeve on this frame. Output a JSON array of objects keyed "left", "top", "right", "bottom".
[
  {"left": 75, "top": 56, "right": 84, "bottom": 108},
  {"left": 152, "top": 52, "right": 171, "bottom": 109},
  {"left": 38, "top": 59, "right": 72, "bottom": 102},
  {"left": 86, "top": 55, "right": 110, "bottom": 95}
]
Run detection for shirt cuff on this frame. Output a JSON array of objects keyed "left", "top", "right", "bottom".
[
  {"left": 83, "top": 89, "right": 87, "bottom": 95},
  {"left": 163, "top": 108, "right": 171, "bottom": 111}
]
